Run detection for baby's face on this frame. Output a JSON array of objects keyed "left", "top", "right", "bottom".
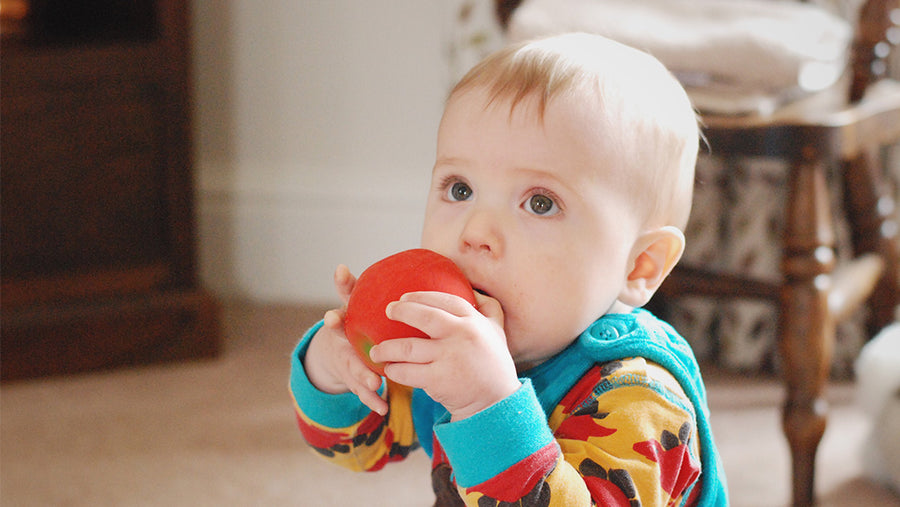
[{"left": 421, "top": 87, "right": 643, "bottom": 369}]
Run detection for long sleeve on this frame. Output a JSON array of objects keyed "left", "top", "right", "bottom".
[
  {"left": 289, "top": 310, "right": 722, "bottom": 506},
  {"left": 433, "top": 358, "right": 702, "bottom": 506},
  {"left": 289, "top": 321, "right": 419, "bottom": 472}
]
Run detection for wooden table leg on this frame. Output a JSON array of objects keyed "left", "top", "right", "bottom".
[
  {"left": 843, "top": 147, "right": 900, "bottom": 333},
  {"left": 779, "top": 153, "right": 837, "bottom": 507}
]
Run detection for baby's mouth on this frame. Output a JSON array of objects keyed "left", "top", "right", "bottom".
[{"left": 472, "top": 287, "right": 502, "bottom": 310}]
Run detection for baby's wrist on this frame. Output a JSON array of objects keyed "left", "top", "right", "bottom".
[
  {"left": 306, "top": 364, "right": 349, "bottom": 395},
  {"left": 450, "top": 378, "right": 522, "bottom": 422},
  {"left": 304, "top": 330, "right": 350, "bottom": 395}
]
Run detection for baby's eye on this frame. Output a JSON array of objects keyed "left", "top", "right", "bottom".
[
  {"left": 447, "top": 181, "right": 473, "bottom": 202},
  {"left": 526, "top": 193, "right": 559, "bottom": 216}
]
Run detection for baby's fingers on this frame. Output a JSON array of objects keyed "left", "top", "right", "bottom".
[
  {"left": 473, "top": 291, "right": 504, "bottom": 322},
  {"left": 370, "top": 338, "right": 438, "bottom": 365},
  {"left": 396, "top": 291, "right": 478, "bottom": 317},
  {"left": 323, "top": 309, "right": 344, "bottom": 330},
  {"left": 346, "top": 372, "right": 388, "bottom": 415},
  {"left": 385, "top": 294, "right": 477, "bottom": 342},
  {"left": 333, "top": 264, "right": 357, "bottom": 304},
  {"left": 340, "top": 346, "right": 388, "bottom": 415}
]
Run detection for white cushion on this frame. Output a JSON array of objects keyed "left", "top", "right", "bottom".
[{"left": 507, "top": 0, "right": 854, "bottom": 114}]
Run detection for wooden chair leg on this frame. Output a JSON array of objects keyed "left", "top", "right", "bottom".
[
  {"left": 843, "top": 147, "right": 900, "bottom": 333},
  {"left": 779, "top": 154, "right": 837, "bottom": 507}
]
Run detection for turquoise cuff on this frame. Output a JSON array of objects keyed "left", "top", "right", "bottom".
[{"left": 433, "top": 379, "right": 554, "bottom": 487}]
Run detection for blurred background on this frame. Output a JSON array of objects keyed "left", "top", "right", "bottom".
[
  {"left": 2, "top": 1, "right": 899, "bottom": 505},
  {"left": 191, "top": 1, "right": 469, "bottom": 304}
]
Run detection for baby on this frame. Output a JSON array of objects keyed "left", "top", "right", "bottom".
[{"left": 291, "top": 33, "right": 727, "bottom": 506}]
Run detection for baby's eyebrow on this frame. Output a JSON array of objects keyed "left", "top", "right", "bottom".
[
  {"left": 433, "top": 155, "right": 468, "bottom": 168},
  {"left": 510, "top": 166, "right": 562, "bottom": 183}
]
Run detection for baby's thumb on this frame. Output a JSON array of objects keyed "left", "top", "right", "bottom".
[
  {"left": 333, "top": 264, "right": 357, "bottom": 304},
  {"left": 474, "top": 292, "right": 504, "bottom": 323}
]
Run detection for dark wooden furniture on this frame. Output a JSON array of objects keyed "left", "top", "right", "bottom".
[
  {"left": 495, "top": 1, "right": 900, "bottom": 505},
  {"left": 1, "top": 0, "right": 220, "bottom": 381}
]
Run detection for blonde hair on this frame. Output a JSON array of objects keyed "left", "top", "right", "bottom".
[{"left": 449, "top": 33, "right": 699, "bottom": 229}]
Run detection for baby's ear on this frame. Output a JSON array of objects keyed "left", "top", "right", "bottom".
[{"left": 618, "top": 226, "right": 685, "bottom": 308}]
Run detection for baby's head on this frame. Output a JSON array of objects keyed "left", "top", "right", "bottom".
[
  {"left": 450, "top": 32, "right": 698, "bottom": 229},
  {"left": 421, "top": 33, "right": 699, "bottom": 369}
]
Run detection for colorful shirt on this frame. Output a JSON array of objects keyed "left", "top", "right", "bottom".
[{"left": 290, "top": 308, "right": 728, "bottom": 506}]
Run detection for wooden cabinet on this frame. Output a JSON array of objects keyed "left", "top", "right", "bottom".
[{"left": 1, "top": 0, "right": 220, "bottom": 380}]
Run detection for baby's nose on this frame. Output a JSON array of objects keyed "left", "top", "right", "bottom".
[{"left": 460, "top": 208, "right": 504, "bottom": 257}]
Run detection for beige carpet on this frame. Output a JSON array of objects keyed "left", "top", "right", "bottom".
[{"left": 2, "top": 301, "right": 898, "bottom": 507}]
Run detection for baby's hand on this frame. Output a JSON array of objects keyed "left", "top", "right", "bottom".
[
  {"left": 304, "top": 265, "right": 388, "bottom": 416},
  {"left": 369, "top": 291, "right": 520, "bottom": 421}
]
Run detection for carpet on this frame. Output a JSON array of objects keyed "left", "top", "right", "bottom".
[{"left": 2, "top": 302, "right": 898, "bottom": 506}]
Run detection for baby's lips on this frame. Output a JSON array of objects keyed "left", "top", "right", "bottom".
[{"left": 471, "top": 286, "right": 503, "bottom": 312}]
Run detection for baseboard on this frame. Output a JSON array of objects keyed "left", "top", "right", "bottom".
[{"left": 196, "top": 169, "right": 427, "bottom": 304}]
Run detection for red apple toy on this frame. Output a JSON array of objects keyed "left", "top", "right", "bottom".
[{"left": 343, "top": 248, "right": 476, "bottom": 375}]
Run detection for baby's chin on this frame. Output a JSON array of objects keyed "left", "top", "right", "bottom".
[
  {"left": 514, "top": 360, "right": 538, "bottom": 374},
  {"left": 510, "top": 343, "right": 552, "bottom": 373},
  {"left": 513, "top": 356, "right": 549, "bottom": 374},
  {"left": 507, "top": 321, "right": 592, "bottom": 373}
]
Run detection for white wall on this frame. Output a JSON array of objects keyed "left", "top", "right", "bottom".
[{"left": 192, "top": 1, "right": 451, "bottom": 306}]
